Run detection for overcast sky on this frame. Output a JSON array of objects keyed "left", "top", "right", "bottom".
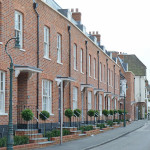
[{"left": 55, "top": 0, "right": 150, "bottom": 81}]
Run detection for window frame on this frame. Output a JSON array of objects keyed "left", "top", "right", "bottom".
[
  {"left": 99, "top": 95, "right": 102, "bottom": 116},
  {"left": 88, "top": 91, "right": 92, "bottom": 110},
  {"left": 100, "top": 62, "right": 102, "bottom": 82},
  {"left": 89, "top": 54, "right": 91, "bottom": 77},
  {"left": 94, "top": 58, "right": 96, "bottom": 79},
  {"left": 44, "top": 26, "right": 50, "bottom": 59},
  {"left": 57, "top": 33, "right": 62, "bottom": 63},
  {"left": 73, "top": 87, "right": 78, "bottom": 110},
  {"left": 74, "top": 44, "right": 77, "bottom": 70},
  {"left": 0, "top": 71, "right": 5, "bottom": 114},
  {"left": 15, "top": 11, "right": 23, "bottom": 49},
  {"left": 42, "top": 80, "right": 52, "bottom": 114},
  {"left": 80, "top": 49, "right": 83, "bottom": 73}
]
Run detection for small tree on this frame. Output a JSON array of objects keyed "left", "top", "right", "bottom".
[
  {"left": 87, "top": 109, "right": 95, "bottom": 124},
  {"left": 109, "top": 110, "right": 114, "bottom": 120},
  {"left": 113, "top": 109, "right": 118, "bottom": 120},
  {"left": 118, "top": 110, "right": 123, "bottom": 120},
  {"left": 39, "top": 111, "right": 50, "bottom": 136},
  {"left": 21, "top": 109, "right": 33, "bottom": 129},
  {"left": 102, "top": 110, "right": 109, "bottom": 121},
  {"left": 65, "top": 109, "right": 73, "bottom": 127}
]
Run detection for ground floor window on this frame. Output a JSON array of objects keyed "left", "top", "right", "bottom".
[
  {"left": 88, "top": 91, "right": 92, "bottom": 110},
  {"left": 0, "top": 71, "right": 5, "bottom": 113},
  {"left": 99, "top": 95, "right": 102, "bottom": 116},
  {"left": 73, "top": 87, "right": 78, "bottom": 110},
  {"left": 108, "top": 97, "right": 110, "bottom": 110},
  {"left": 42, "top": 80, "right": 52, "bottom": 114}
]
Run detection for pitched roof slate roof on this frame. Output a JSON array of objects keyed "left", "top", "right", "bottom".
[{"left": 122, "top": 55, "right": 146, "bottom": 76}]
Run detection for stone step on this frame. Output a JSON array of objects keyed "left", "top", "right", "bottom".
[
  {"left": 25, "top": 133, "right": 43, "bottom": 139},
  {"left": 15, "top": 129, "right": 38, "bottom": 136},
  {"left": 79, "top": 133, "right": 86, "bottom": 136},
  {"left": 29, "top": 137, "right": 48, "bottom": 143},
  {"left": 38, "top": 141, "right": 55, "bottom": 148},
  {"left": 70, "top": 130, "right": 82, "bottom": 135}
]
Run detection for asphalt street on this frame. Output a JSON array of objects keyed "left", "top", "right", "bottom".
[{"left": 91, "top": 121, "right": 150, "bottom": 150}]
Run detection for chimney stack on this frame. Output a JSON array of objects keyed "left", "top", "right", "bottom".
[
  {"left": 91, "top": 31, "right": 101, "bottom": 43},
  {"left": 71, "top": 8, "right": 81, "bottom": 22}
]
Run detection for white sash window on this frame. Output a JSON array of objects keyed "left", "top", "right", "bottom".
[
  {"left": 57, "top": 34, "right": 62, "bottom": 63},
  {"left": 88, "top": 91, "right": 92, "bottom": 110},
  {"left": 44, "top": 26, "right": 50, "bottom": 58},
  {"left": 73, "top": 87, "right": 78, "bottom": 110}
]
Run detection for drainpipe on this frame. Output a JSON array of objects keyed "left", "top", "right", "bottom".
[
  {"left": 114, "top": 65, "right": 115, "bottom": 95},
  {"left": 33, "top": 1, "right": 39, "bottom": 129},
  {"left": 97, "top": 51, "right": 100, "bottom": 122},
  {"left": 68, "top": 25, "right": 71, "bottom": 109},
  {"left": 85, "top": 40, "right": 88, "bottom": 124},
  {"left": 106, "top": 58, "right": 108, "bottom": 110}
]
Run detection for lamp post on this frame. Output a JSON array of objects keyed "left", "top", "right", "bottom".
[
  {"left": 5, "top": 37, "right": 20, "bottom": 150},
  {"left": 124, "top": 92, "right": 126, "bottom": 127}
]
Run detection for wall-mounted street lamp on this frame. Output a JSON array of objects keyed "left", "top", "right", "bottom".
[{"left": 5, "top": 36, "right": 20, "bottom": 150}]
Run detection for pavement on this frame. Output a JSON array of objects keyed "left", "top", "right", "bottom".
[{"left": 35, "top": 120, "right": 147, "bottom": 150}]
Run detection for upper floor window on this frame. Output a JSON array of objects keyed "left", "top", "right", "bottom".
[
  {"left": 100, "top": 63, "right": 102, "bottom": 82},
  {"left": 89, "top": 55, "right": 91, "bottom": 76},
  {"left": 108, "top": 69, "right": 110, "bottom": 85},
  {"left": 94, "top": 58, "right": 96, "bottom": 79},
  {"left": 0, "top": 71, "right": 5, "bottom": 113},
  {"left": 44, "top": 26, "right": 50, "bottom": 59},
  {"left": 57, "top": 33, "right": 62, "bottom": 63},
  {"left": 74, "top": 44, "right": 77, "bottom": 70},
  {"left": 42, "top": 80, "right": 52, "bottom": 114},
  {"left": 73, "top": 87, "right": 78, "bottom": 110},
  {"left": 88, "top": 91, "right": 92, "bottom": 110},
  {"left": 80, "top": 49, "right": 83, "bottom": 73},
  {"left": 104, "top": 65, "right": 105, "bottom": 82},
  {"left": 15, "top": 11, "right": 23, "bottom": 48}
]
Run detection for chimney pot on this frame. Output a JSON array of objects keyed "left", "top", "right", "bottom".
[
  {"left": 89, "top": 31, "right": 91, "bottom": 34},
  {"left": 96, "top": 31, "right": 98, "bottom": 34},
  {"left": 71, "top": 8, "right": 74, "bottom": 12},
  {"left": 93, "top": 31, "right": 95, "bottom": 34},
  {"left": 76, "top": 8, "right": 78, "bottom": 12}
]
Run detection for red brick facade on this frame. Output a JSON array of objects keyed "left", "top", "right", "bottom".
[{"left": 0, "top": 0, "right": 120, "bottom": 131}]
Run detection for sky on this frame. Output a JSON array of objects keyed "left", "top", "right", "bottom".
[{"left": 55, "top": 0, "right": 150, "bottom": 81}]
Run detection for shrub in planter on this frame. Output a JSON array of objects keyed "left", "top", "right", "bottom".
[
  {"left": 97, "top": 123, "right": 106, "bottom": 129},
  {"left": 65, "top": 109, "right": 73, "bottom": 127},
  {"left": 0, "top": 137, "right": 7, "bottom": 148},
  {"left": 21, "top": 109, "right": 33, "bottom": 122},
  {"left": 14, "top": 136, "right": 29, "bottom": 146},
  {"left": 79, "top": 125, "right": 94, "bottom": 133},
  {"left": 106, "top": 120, "right": 114, "bottom": 127},
  {"left": 45, "top": 129, "right": 70, "bottom": 140},
  {"left": 39, "top": 110, "right": 50, "bottom": 136},
  {"left": 94, "top": 110, "right": 99, "bottom": 117},
  {"left": 109, "top": 110, "right": 114, "bottom": 116},
  {"left": 113, "top": 119, "right": 120, "bottom": 124},
  {"left": 74, "top": 109, "right": 81, "bottom": 117}
]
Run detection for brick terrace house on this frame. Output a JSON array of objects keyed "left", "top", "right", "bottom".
[{"left": 0, "top": 0, "right": 121, "bottom": 136}]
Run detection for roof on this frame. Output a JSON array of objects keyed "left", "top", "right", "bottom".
[
  {"left": 118, "top": 57, "right": 128, "bottom": 72},
  {"left": 121, "top": 55, "right": 146, "bottom": 76}
]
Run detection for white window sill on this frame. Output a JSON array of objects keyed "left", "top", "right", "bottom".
[
  {"left": 0, "top": 42, "right": 3, "bottom": 45},
  {"left": 74, "top": 69, "right": 78, "bottom": 72},
  {"left": 57, "top": 62, "right": 63, "bottom": 65},
  {"left": 19, "top": 49, "right": 26, "bottom": 52},
  {"left": 50, "top": 113, "right": 54, "bottom": 116},
  {"left": 0, "top": 113, "right": 8, "bottom": 116},
  {"left": 89, "top": 76, "right": 92, "bottom": 78},
  {"left": 81, "top": 72, "right": 84, "bottom": 74},
  {"left": 44, "top": 57, "right": 51, "bottom": 61}
]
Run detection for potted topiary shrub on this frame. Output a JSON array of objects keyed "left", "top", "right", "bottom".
[
  {"left": 113, "top": 109, "right": 118, "bottom": 120},
  {"left": 21, "top": 109, "right": 33, "bottom": 129},
  {"left": 74, "top": 109, "right": 81, "bottom": 128},
  {"left": 109, "top": 110, "right": 114, "bottom": 120},
  {"left": 87, "top": 109, "right": 95, "bottom": 124},
  {"left": 118, "top": 110, "right": 123, "bottom": 120},
  {"left": 94, "top": 110, "right": 99, "bottom": 124},
  {"left": 39, "top": 110, "right": 50, "bottom": 136},
  {"left": 65, "top": 109, "right": 73, "bottom": 127},
  {"left": 102, "top": 109, "right": 109, "bottom": 121}
]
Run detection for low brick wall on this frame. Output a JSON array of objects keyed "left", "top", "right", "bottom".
[
  {"left": 51, "top": 134, "right": 79, "bottom": 144},
  {"left": 0, "top": 143, "right": 38, "bottom": 150},
  {"left": 83, "top": 129, "right": 100, "bottom": 136}
]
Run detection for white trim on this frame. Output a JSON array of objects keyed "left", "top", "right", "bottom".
[
  {"left": 19, "top": 49, "right": 26, "bottom": 52},
  {"left": 0, "top": 42, "right": 3, "bottom": 45},
  {"left": 0, "top": 113, "right": 8, "bottom": 116},
  {"left": 57, "top": 62, "right": 63, "bottom": 65},
  {"left": 44, "top": 57, "right": 51, "bottom": 61}
]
